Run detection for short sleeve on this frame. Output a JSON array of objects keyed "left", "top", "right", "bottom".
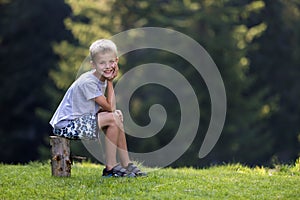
[{"left": 81, "top": 81, "right": 103, "bottom": 100}]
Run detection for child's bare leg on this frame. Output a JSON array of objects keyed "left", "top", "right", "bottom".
[
  {"left": 98, "top": 112, "right": 119, "bottom": 170},
  {"left": 98, "top": 111, "right": 131, "bottom": 169},
  {"left": 104, "top": 124, "right": 119, "bottom": 170},
  {"left": 117, "top": 128, "right": 131, "bottom": 167},
  {"left": 114, "top": 110, "right": 131, "bottom": 167}
]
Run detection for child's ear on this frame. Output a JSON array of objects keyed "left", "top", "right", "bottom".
[
  {"left": 90, "top": 60, "right": 95, "bottom": 69},
  {"left": 116, "top": 57, "right": 119, "bottom": 63}
]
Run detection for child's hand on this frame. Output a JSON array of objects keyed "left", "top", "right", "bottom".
[
  {"left": 115, "top": 110, "right": 123, "bottom": 122},
  {"left": 107, "top": 62, "right": 119, "bottom": 81}
]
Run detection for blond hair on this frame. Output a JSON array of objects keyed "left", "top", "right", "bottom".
[{"left": 89, "top": 39, "right": 118, "bottom": 61}]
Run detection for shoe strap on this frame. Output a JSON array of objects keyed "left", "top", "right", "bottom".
[
  {"left": 113, "top": 164, "right": 135, "bottom": 177},
  {"left": 127, "top": 163, "right": 141, "bottom": 173}
]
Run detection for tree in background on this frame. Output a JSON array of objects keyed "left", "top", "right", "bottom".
[
  {"left": 247, "top": 0, "right": 300, "bottom": 164},
  {"left": 1, "top": 0, "right": 299, "bottom": 166},
  {"left": 0, "top": 0, "right": 73, "bottom": 163},
  {"left": 109, "top": 0, "right": 273, "bottom": 166}
]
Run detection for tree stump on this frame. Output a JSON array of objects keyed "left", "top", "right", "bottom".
[{"left": 50, "top": 136, "right": 72, "bottom": 177}]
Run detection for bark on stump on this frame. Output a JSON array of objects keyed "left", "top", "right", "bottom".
[{"left": 50, "top": 136, "right": 72, "bottom": 177}]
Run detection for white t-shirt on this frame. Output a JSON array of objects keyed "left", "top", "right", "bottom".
[{"left": 49, "top": 70, "right": 106, "bottom": 129}]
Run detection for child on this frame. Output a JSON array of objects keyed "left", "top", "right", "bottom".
[{"left": 50, "top": 39, "right": 146, "bottom": 177}]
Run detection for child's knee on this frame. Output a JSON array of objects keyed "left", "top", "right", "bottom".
[
  {"left": 98, "top": 112, "right": 117, "bottom": 127},
  {"left": 114, "top": 110, "right": 123, "bottom": 122}
]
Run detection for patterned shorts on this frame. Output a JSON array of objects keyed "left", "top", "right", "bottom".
[{"left": 53, "top": 114, "right": 98, "bottom": 140}]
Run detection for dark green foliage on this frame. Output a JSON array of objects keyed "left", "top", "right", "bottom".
[
  {"left": 247, "top": 0, "right": 300, "bottom": 164},
  {"left": 0, "top": 0, "right": 299, "bottom": 167},
  {"left": 0, "top": 0, "right": 74, "bottom": 163},
  {"left": 110, "top": 0, "right": 272, "bottom": 166}
]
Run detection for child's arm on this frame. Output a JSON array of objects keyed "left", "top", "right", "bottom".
[
  {"left": 94, "top": 81, "right": 116, "bottom": 112},
  {"left": 94, "top": 63, "right": 118, "bottom": 112}
]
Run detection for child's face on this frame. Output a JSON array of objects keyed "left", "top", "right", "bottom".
[{"left": 92, "top": 51, "right": 118, "bottom": 79}]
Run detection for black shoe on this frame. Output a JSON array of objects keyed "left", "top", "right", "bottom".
[
  {"left": 102, "top": 164, "right": 136, "bottom": 177},
  {"left": 126, "top": 163, "right": 147, "bottom": 177}
]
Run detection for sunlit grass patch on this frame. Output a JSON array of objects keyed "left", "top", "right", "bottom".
[{"left": 0, "top": 159, "right": 299, "bottom": 199}]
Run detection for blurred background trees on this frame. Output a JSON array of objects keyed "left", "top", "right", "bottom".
[
  {"left": 0, "top": 0, "right": 299, "bottom": 167},
  {"left": 0, "top": 0, "right": 74, "bottom": 162}
]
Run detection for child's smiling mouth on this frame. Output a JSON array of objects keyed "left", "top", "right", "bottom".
[{"left": 103, "top": 68, "right": 114, "bottom": 75}]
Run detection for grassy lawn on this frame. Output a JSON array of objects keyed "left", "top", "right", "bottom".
[{"left": 0, "top": 160, "right": 299, "bottom": 200}]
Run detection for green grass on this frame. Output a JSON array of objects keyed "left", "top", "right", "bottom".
[{"left": 0, "top": 159, "right": 299, "bottom": 200}]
